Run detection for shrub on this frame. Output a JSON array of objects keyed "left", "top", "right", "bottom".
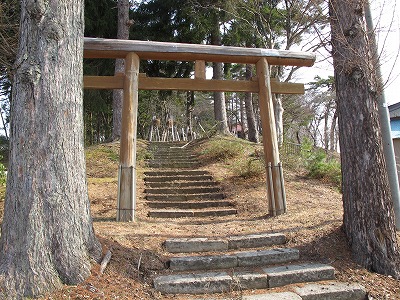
[
  {"left": 301, "top": 141, "right": 342, "bottom": 187},
  {"left": 200, "top": 137, "right": 244, "bottom": 161},
  {"left": 234, "top": 155, "right": 265, "bottom": 179}
]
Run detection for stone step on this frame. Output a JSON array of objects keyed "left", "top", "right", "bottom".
[
  {"left": 144, "top": 175, "right": 213, "bottom": 182},
  {"left": 197, "top": 282, "right": 367, "bottom": 299},
  {"left": 145, "top": 170, "right": 209, "bottom": 176},
  {"left": 164, "top": 233, "right": 286, "bottom": 253},
  {"left": 148, "top": 162, "right": 200, "bottom": 168},
  {"left": 146, "top": 193, "right": 225, "bottom": 201},
  {"left": 147, "top": 157, "right": 198, "bottom": 161},
  {"left": 293, "top": 282, "right": 367, "bottom": 300},
  {"left": 145, "top": 181, "right": 218, "bottom": 188},
  {"left": 153, "top": 263, "right": 335, "bottom": 294},
  {"left": 145, "top": 186, "right": 220, "bottom": 195},
  {"left": 264, "top": 263, "right": 335, "bottom": 288},
  {"left": 154, "top": 272, "right": 233, "bottom": 295},
  {"left": 148, "top": 208, "right": 237, "bottom": 218},
  {"left": 149, "top": 150, "right": 194, "bottom": 155},
  {"left": 169, "top": 248, "right": 299, "bottom": 271},
  {"left": 146, "top": 200, "right": 233, "bottom": 209},
  {"left": 149, "top": 149, "right": 195, "bottom": 153}
]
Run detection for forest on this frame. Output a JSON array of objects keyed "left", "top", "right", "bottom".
[{"left": 0, "top": 0, "right": 337, "bottom": 150}]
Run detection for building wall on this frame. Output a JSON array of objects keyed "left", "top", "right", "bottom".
[{"left": 393, "top": 139, "right": 400, "bottom": 181}]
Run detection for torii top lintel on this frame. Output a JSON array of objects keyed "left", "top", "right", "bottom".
[{"left": 83, "top": 37, "right": 316, "bottom": 67}]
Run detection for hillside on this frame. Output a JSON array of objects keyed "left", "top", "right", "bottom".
[{"left": 28, "top": 136, "right": 399, "bottom": 299}]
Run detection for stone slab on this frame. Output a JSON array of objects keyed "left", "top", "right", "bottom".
[
  {"left": 236, "top": 248, "right": 299, "bottom": 267},
  {"left": 164, "top": 237, "right": 229, "bottom": 253},
  {"left": 264, "top": 263, "right": 335, "bottom": 288},
  {"left": 243, "top": 292, "right": 302, "bottom": 300},
  {"left": 233, "top": 271, "right": 269, "bottom": 290},
  {"left": 169, "top": 254, "right": 237, "bottom": 271},
  {"left": 153, "top": 272, "right": 233, "bottom": 294},
  {"left": 144, "top": 175, "right": 213, "bottom": 182},
  {"left": 228, "top": 233, "right": 286, "bottom": 249},
  {"left": 194, "top": 209, "right": 237, "bottom": 217},
  {"left": 148, "top": 210, "right": 194, "bottom": 218},
  {"left": 147, "top": 200, "right": 233, "bottom": 209},
  {"left": 145, "top": 187, "right": 220, "bottom": 195},
  {"left": 293, "top": 282, "right": 367, "bottom": 300}
]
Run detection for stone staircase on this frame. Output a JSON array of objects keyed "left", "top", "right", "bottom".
[
  {"left": 144, "top": 142, "right": 237, "bottom": 218},
  {"left": 153, "top": 232, "right": 367, "bottom": 299}
]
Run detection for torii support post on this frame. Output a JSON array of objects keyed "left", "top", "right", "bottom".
[
  {"left": 117, "top": 52, "right": 140, "bottom": 222},
  {"left": 256, "top": 58, "right": 286, "bottom": 216}
]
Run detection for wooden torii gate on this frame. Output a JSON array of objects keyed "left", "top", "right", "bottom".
[{"left": 83, "top": 37, "right": 316, "bottom": 222}]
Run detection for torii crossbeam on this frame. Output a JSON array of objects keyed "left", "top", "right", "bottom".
[{"left": 83, "top": 37, "right": 316, "bottom": 222}]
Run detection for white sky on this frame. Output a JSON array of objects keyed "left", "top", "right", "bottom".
[{"left": 297, "top": 0, "right": 400, "bottom": 105}]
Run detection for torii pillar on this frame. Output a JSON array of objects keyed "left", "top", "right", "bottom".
[
  {"left": 117, "top": 52, "right": 140, "bottom": 222},
  {"left": 257, "top": 58, "right": 286, "bottom": 216}
]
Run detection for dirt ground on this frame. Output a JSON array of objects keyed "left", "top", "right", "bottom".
[{"left": 30, "top": 139, "right": 400, "bottom": 299}]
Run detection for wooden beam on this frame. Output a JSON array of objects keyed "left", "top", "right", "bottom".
[
  {"left": 256, "top": 57, "right": 286, "bottom": 216},
  {"left": 84, "top": 37, "right": 316, "bottom": 67},
  {"left": 83, "top": 75, "right": 304, "bottom": 94},
  {"left": 84, "top": 74, "right": 124, "bottom": 89},
  {"left": 117, "top": 52, "right": 140, "bottom": 222},
  {"left": 139, "top": 77, "right": 258, "bottom": 92}
]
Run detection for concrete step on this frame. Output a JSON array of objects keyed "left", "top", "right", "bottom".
[
  {"left": 146, "top": 200, "right": 233, "bottom": 209},
  {"left": 145, "top": 186, "right": 220, "bottom": 195},
  {"left": 146, "top": 193, "right": 225, "bottom": 201},
  {"left": 197, "top": 282, "right": 367, "bottom": 299},
  {"left": 144, "top": 175, "right": 213, "bottom": 182},
  {"left": 148, "top": 208, "right": 237, "bottom": 218},
  {"left": 168, "top": 248, "right": 299, "bottom": 271},
  {"left": 144, "top": 170, "right": 209, "bottom": 176},
  {"left": 153, "top": 263, "right": 335, "bottom": 294},
  {"left": 164, "top": 233, "right": 286, "bottom": 253},
  {"left": 145, "top": 181, "right": 218, "bottom": 188}
]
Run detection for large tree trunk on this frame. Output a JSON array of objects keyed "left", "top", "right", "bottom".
[
  {"left": 329, "top": 0, "right": 400, "bottom": 278},
  {"left": 0, "top": 1, "right": 102, "bottom": 297},
  {"left": 245, "top": 64, "right": 259, "bottom": 143},
  {"left": 112, "top": 0, "right": 130, "bottom": 140}
]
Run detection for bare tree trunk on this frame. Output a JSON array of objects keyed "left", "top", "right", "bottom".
[
  {"left": 273, "top": 94, "right": 284, "bottom": 147},
  {"left": 0, "top": 1, "right": 101, "bottom": 297},
  {"left": 240, "top": 94, "right": 247, "bottom": 139},
  {"left": 186, "top": 91, "right": 194, "bottom": 139},
  {"left": 330, "top": 0, "right": 400, "bottom": 278},
  {"left": 212, "top": 62, "right": 230, "bottom": 134},
  {"left": 112, "top": 0, "right": 130, "bottom": 140},
  {"left": 245, "top": 64, "right": 259, "bottom": 142},
  {"left": 323, "top": 107, "right": 330, "bottom": 151},
  {"left": 330, "top": 110, "right": 337, "bottom": 151},
  {"left": 211, "top": 13, "right": 230, "bottom": 135}
]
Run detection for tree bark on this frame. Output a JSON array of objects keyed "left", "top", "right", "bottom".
[
  {"left": 211, "top": 13, "right": 230, "bottom": 135},
  {"left": 0, "top": 0, "right": 101, "bottom": 297},
  {"left": 329, "top": 0, "right": 400, "bottom": 278},
  {"left": 245, "top": 64, "right": 259, "bottom": 142},
  {"left": 112, "top": 0, "right": 130, "bottom": 140}
]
